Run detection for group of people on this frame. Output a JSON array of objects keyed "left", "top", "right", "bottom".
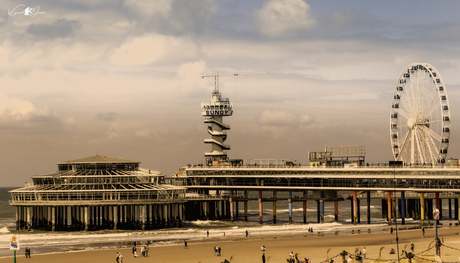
[
  {"left": 307, "top": 227, "right": 314, "bottom": 233},
  {"left": 214, "top": 246, "right": 222, "bottom": 256},
  {"left": 24, "top": 247, "right": 31, "bottom": 258},
  {"left": 286, "top": 251, "right": 307, "bottom": 263},
  {"left": 131, "top": 243, "right": 149, "bottom": 258}
]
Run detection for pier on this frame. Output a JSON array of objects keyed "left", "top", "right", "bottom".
[
  {"left": 171, "top": 165, "right": 460, "bottom": 226},
  {"left": 9, "top": 155, "right": 186, "bottom": 231}
]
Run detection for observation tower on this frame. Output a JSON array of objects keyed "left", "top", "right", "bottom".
[{"left": 201, "top": 71, "right": 233, "bottom": 164}]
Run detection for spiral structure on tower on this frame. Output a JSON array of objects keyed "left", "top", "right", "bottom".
[{"left": 201, "top": 88, "right": 233, "bottom": 165}]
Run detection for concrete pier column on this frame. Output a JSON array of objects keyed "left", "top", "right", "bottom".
[
  {"left": 113, "top": 206, "right": 118, "bottom": 230},
  {"left": 455, "top": 197, "right": 459, "bottom": 221},
  {"left": 15, "top": 207, "right": 19, "bottom": 230},
  {"left": 320, "top": 191, "right": 324, "bottom": 223},
  {"left": 387, "top": 192, "right": 392, "bottom": 225},
  {"left": 438, "top": 194, "right": 443, "bottom": 220},
  {"left": 244, "top": 191, "right": 248, "bottom": 221},
  {"left": 273, "top": 191, "right": 277, "bottom": 224},
  {"left": 141, "top": 205, "right": 145, "bottom": 230},
  {"left": 320, "top": 199, "right": 324, "bottom": 223},
  {"left": 420, "top": 193, "right": 425, "bottom": 226},
  {"left": 258, "top": 190, "right": 263, "bottom": 224},
  {"left": 435, "top": 193, "right": 440, "bottom": 222},
  {"left": 357, "top": 199, "right": 361, "bottom": 223},
  {"left": 449, "top": 199, "right": 452, "bottom": 219},
  {"left": 303, "top": 191, "right": 307, "bottom": 224},
  {"left": 230, "top": 190, "right": 234, "bottom": 222},
  {"left": 288, "top": 191, "right": 293, "bottom": 224},
  {"left": 84, "top": 207, "right": 89, "bottom": 231},
  {"left": 353, "top": 191, "right": 358, "bottom": 225},
  {"left": 204, "top": 202, "right": 209, "bottom": 220},
  {"left": 316, "top": 200, "right": 320, "bottom": 223},
  {"left": 367, "top": 191, "right": 371, "bottom": 224},
  {"left": 457, "top": 194, "right": 460, "bottom": 223},
  {"left": 401, "top": 191, "right": 406, "bottom": 225},
  {"left": 179, "top": 204, "right": 184, "bottom": 224},
  {"left": 163, "top": 204, "right": 168, "bottom": 227},
  {"left": 52, "top": 207, "right": 56, "bottom": 231},
  {"left": 334, "top": 191, "right": 338, "bottom": 222},
  {"left": 26, "top": 207, "right": 32, "bottom": 230}
]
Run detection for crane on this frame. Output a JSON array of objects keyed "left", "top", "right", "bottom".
[{"left": 201, "top": 69, "right": 267, "bottom": 91}]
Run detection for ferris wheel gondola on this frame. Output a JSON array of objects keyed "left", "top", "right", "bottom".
[{"left": 390, "top": 63, "right": 450, "bottom": 166}]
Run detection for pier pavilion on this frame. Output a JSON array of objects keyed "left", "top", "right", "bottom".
[
  {"left": 172, "top": 164, "right": 460, "bottom": 225},
  {"left": 9, "top": 155, "right": 186, "bottom": 231}
]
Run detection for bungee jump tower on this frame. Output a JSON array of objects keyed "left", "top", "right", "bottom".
[
  {"left": 201, "top": 71, "right": 233, "bottom": 165},
  {"left": 200, "top": 70, "right": 266, "bottom": 165}
]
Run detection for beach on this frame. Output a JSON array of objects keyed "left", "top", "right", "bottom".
[{"left": 2, "top": 226, "right": 460, "bottom": 263}]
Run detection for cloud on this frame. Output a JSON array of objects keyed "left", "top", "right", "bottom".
[
  {"left": 123, "top": 0, "right": 217, "bottom": 35},
  {"left": 25, "top": 19, "right": 80, "bottom": 40},
  {"left": 254, "top": 0, "right": 316, "bottom": 37},
  {"left": 0, "top": 95, "right": 63, "bottom": 127},
  {"left": 94, "top": 111, "right": 120, "bottom": 122},
  {"left": 110, "top": 34, "right": 200, "bottom": 66},
  {"left": 255, "top": 110, "right": 314, "bottom": 127}
]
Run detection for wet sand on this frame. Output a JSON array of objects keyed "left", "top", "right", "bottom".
[{"left": 1, "top": 226, "right": 459, "bottom": 263}]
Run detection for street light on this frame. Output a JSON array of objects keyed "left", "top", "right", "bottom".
[{"left": 433, "top": 208, "right": 440, "bottom": 256}]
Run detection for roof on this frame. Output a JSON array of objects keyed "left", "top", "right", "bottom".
[{"left": 57, "top": 154, "right": 140, "bottom": 165}]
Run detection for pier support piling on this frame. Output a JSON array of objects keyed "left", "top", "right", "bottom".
[
  {"left": 401, "top": 191, "right": 406, "bottom": 225},
  {"left": 303, "top": 191, "right": 307, "bottom": 224},
  {"left": 259, "top": 190, "right": 263, "bottom": 224},
  {"left": 273, "top": 191, "right": 277, "bottom": 224},
  {"left": 334, "top": 191, "right": 338, "bottom": 222},
  {"left": 367, "top": 191, "right": 371, "bottom": 224},
  {"left": 288, "top": 191, "right": 293, "bottom": 224},
  {"left": 230, "top": 190, "right": 234, "bottom": 222},
  {"left": 420, "top": 193, "right": 425, "bottom": 226},
  {"left": 353, "top": 191, "right": 358, "bottom": 225},
  {"left": 387, "top": 192, "right": 392, "bottom": 225}
]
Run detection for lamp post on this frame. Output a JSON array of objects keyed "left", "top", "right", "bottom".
[{"left": 434, "top": 209, "right": 439, "bottom": 256}]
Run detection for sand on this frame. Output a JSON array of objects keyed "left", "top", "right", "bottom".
[{"left": 1, "top": 226, "right": 459, "bottom": 263}]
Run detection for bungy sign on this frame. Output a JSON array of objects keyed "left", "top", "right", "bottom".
[{"left": 10, "top": 235, "right": 19, "bottom": 250}]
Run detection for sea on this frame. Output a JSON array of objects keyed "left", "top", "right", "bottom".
[{"left": 0, "top": 187, "right": 455, "bottom": 258}]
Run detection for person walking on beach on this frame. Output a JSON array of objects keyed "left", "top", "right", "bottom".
[
  {"left": 218, "top": 246, "right": 221, "bottom": 256},
  {"left": 116, "top": 252, "right": 120, "bottom": 263},
  {"left": 141, "top": 246, "right": 145, "bottom": 257},
  {"left": 25, "top": 247, "right": 30, "bottom": 258},
  {"left": 207, "top": 230, "right": 209, "bottom": 237},
  {"left": 362, "top": 247, "right": 367, "bottom": 259},
  {"left": 184, "top": 240, "right": 188, "bottom": 249},
  {"left": 132, "top": 246, "right": 137, "bottom": 258},
  {"left": 246, "top": 229, "right": 249, "bottom": 237},
  {"left": 214, "top": 246, "right": 217, "bottom": 256},
  {"left": 262, "top": 253, "right": 266, "bottom": 263},
  {"left": 119, "top": 253, "right": 123, "bottom": 263},
  {"left": 422, "top": 227, "right": 425, "bottom": 236},
  {"left": 410, "top": 242, "right": 414, "bottom": 252}
]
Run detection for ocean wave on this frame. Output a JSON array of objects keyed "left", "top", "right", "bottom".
[{"left": 0, "top": 227, "right": 10, "bottom": 233}]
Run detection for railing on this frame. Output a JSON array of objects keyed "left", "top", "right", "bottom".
[{"left": 185, "top": 163, "right": 458, "bottom": 169}]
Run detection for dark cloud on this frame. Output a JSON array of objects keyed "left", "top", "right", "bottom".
[
  {"left": 94, "top": 111, "right": 120, "bottom": 121},
  {"left": 25, "top": 18, "right": 80, "bottom": 40}
]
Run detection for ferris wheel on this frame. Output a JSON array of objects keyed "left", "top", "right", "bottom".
[{"left": 390, "top": 63, "right": 451, "bottom": 166}]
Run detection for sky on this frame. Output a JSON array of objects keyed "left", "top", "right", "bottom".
[{"left": 2, "top": 0, "right": 460, "bottom": 186}]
